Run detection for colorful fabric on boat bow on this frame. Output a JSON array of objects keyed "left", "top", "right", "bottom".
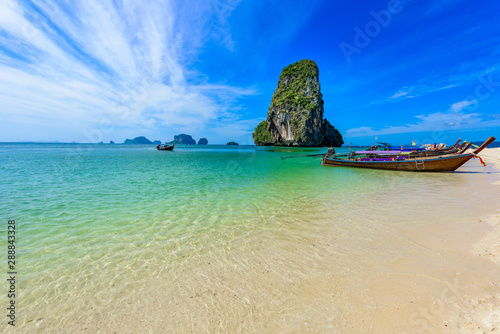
[{"left": 471, "top": 153, "right": 487, "bottom": 166}]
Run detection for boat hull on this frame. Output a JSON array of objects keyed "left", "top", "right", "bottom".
[
  {"left": 157, "top": 144, "right": 174, "bottom": 151},
  {"left": 321, "top": 154, "right": 473, "bottom": 172}
]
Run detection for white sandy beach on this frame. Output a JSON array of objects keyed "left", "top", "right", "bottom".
[
  {"left": 478, "top": 147, "right": 500, "bottom": 186},
  {"left": 465, "top": 147, "right": 500, "bottom": 333},
  {"left": 473, "top": 148, "right": 500, "bottom": 265},
  {"left": 348, "top": 146, "right": 500, "bottom": 333}
]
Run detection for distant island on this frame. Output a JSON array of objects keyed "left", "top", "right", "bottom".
[
  {"left": 121, "top": 134, "right": 212, "bottom": 145},
  {"left": 123, "top": 136, "right": 153, "bottom": 144},
  {"left": 253, "top": 59, "right": 343, "bottom": 147},
  {"left": 172, "top": 134, "right": 196, "bottom": 145},
  {"left": 227, "top": 141, "right": 239, "bottom": 145}
]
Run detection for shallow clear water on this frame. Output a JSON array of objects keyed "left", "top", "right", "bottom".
[{"left": 0, "top": 143, "right": 498, "bottom": 332}]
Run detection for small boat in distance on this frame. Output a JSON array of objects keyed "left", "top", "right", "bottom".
[
  {"left": 321, "top": 137, "right": 496, "bottom": 172},
  {"left": 157, "top": 143, "right": 174, "bottom": 151}
]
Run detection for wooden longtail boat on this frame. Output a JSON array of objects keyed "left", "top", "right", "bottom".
[
  {"left": 354, "top": 146, "right": 461, "bottom": 159},
  {"left": 157, "top": 143, "right": 175, "bottom": 151},
  {"left": 356, "top": 138, "right": 463, "bottom": 158},
  {"left": 400, "top": 139, "right": 480, "bottom": 158},
  {"left": 321, "top": 137, "right": 495, "bottom": 172}
]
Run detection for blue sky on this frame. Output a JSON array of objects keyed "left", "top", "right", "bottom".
[{"left": 0, "top": 0, "right": 499, "bottom": 145}]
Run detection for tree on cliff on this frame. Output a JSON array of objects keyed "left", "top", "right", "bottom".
[
  {"left": 256, "top": 59, "right": 343, "bottom": 147},
  {"left": 252, "top": 120, "right": 273, "bottom": 146}
]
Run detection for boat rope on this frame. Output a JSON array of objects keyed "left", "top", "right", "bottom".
[
  {"left": 471, "top": 153, "right": 487, "bottom": 166},
  {"left": 281, "top": 153, "right": 325, "bottom": 160}
]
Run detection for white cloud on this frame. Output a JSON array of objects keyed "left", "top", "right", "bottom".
[
  {"left": 0, "top": 0, "right": 257, "bottom": 142},
  {"left": 346, "top": 108, "right": 500, "bottom": 138},
  {"left": 389, "top": 89, "right": 411, "bottom": 99},
  {"left": 449, "top": 100, "right": 477, "bottom": 112},
  {"left": 385, "top": 84, "right": 456, "bottom": 103}
]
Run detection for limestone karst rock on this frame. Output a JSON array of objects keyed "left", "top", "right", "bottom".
[{"left": 262, "top": 59, "right": 343, "bottom": 147}]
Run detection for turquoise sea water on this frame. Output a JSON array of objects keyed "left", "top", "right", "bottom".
[{"left": 1, "top": 143, "right": 498, "bottom": 332}]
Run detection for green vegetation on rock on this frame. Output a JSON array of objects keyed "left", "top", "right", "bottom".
[
  {"left": 252, "top": 120, "right": 273, "bottom": 146},
  {"left": 270, "top": 59, "right": 320, "bottom": 113},
  {"left": 265, "top": 59, "right": 343, "bottom": 147}
]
